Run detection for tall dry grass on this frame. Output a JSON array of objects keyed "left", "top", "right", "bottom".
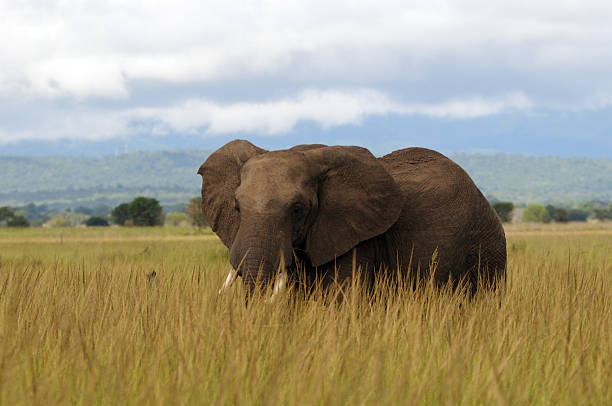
[{"left": 0, "top": 226, "right": 610, "bottom": 405}]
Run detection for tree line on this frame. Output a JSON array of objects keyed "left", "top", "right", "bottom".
[
  {"left": 492, "top": 201, "right": 612, "bottom": 223},
  {"left": 0, "top": 197, "right": 207, "bottom": 228},
  {"left": 2, "top": 152, "right": 610, "bottom": 209},
  {"left": 2, "top": 198, "right": 611, "bottom": 228},
  {"left": 107, "top": 197, "right": 206, "bottom": 227}
]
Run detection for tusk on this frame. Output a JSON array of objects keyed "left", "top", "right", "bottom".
[
  {"left": 267, "top": 270, "right": 288, "bottom": 303},
  {"left": 274, "top": 270, "right": 287, "bottom": 294},
  {"left": 218, "top": 268, "right": 238, "bottom": 294}
]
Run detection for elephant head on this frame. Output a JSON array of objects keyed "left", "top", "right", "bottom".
[{"left": 198, "top": 140, "right": 403, "bottom": 293}]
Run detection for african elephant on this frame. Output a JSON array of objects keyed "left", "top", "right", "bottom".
[{"left": 198, "top": 140, "right": 506, "bottom": 296}]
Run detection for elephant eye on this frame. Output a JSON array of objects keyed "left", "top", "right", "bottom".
[
  {"left": 291, "top": 203, "right": 305, "bottom": 219},
  {"left": 234, "top": 199, "right": 240, "bottom": 213}
]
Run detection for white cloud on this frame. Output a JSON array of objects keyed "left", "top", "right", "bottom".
[
  {"left": 2, "top": 1, "right": 612, "bottom": 100},
  {"left": 0, "top": 89, "right": 532, "bottom": 143},
  {"left": 0, "top": 110, "right": 131, "bottom": 143},
  {"left": 407, "top": 93, "right": 533, "bottom": 119},
  {"left": 134, "top": 90, "right": 532, "bottom": 135},
  {"left": 26, "top": 57, "right": 128, "bottom": 99},
  {"left": 0, "top": 0, "right": 611, "bottom": 144},
  {"left": 135, "top": 90, "right": 399, "bottom": 135}
]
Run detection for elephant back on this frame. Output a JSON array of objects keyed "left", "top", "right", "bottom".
[{"left": 380, "top": 147, "right": 506, "bottom": 289}]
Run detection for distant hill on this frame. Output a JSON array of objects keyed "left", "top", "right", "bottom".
[
  {"left": 450, "top": 153, "right": 612, "bottom": 204},
  {"left": 0, "top": 150, "right": 610, "bottom": 208},
  {"left": 0, "top": 150, "right": 211, "bottom": 208}
]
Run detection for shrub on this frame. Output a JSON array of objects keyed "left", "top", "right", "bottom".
[
  {"left": 493, "top": 202, "right": 514, "bottom": 222},
  {"left": 186, "top": 197, "right": 207, "bottom": 228},
  {"left": 7, "top": 215, "right": 30, "bottom": 227},
  {"left": 568, "top": 209, "right": 589, "bottom": 222},
  {"left": 522, "top": 204, "right": 552, "bottom": 223},
  {"left": 44, "top": 211, "right": 88, "bottom": 228},
  {"left": 0, "top": 206, "right": 30, "bottom": 227},
  {"left": 593, "top": 206, "right": 612, "bottom": 221},
  {"left": 554, "top": 208, "right": 569, "bottom": 223},
  {"left": 85, "top": 216, "right": 110, "bottom": 227}
]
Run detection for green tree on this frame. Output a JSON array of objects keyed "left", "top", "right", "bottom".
[
  {"left": 128, "top": 197, "right": 163, "bottom": 226},
  {"left": 8, "top": 215, "right": 29, "bottom": 227},
  {"left": 111, "top": 203, "right": 130, "bottom": 225},
  {"left": 84, "top": 216, "right": 110, "bottom": 227},
  {"left": 554, "top": 208, "right": 569, "bottom": 223},
  {"left": 186, "top": 197, "right": 207, "bottom": 228},
  {"left": 17, "top": 203, "right": 50, "bottom": 226},
  {"left": 0, "top": 206, "right": 30, "bottom": 227},
  {"left": 493, "top": 201, "right": 514, "bottom": 222},
  {"left": 545, "top": 204, "right": 556, "bottom": 219},
  {"left": 0, "top": 207, "right": 13, "bottom": 223},
  {"left": 593, "top": 204, "right": 612, "bottom": 221},
  {"left": 522, "top": 204, "right": 552, "bottom": 223},
  {"left": 568, "top": 209, "right": 589, "bottom": 222}
]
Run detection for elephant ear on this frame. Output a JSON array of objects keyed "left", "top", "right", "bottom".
[
  {"left": 304, "top": 146, "right": 403, "bottom": 267},
  {"left": 197, "top": 140, "right": 267, "bottom": 248}
]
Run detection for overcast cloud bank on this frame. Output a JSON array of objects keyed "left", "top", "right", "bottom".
[{"left": 1, "top": 1, "right": 612, "bottom": 150}]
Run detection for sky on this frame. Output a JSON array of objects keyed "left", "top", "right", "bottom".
[{"left": 1, "top": 0, "right": 611, "bottom": 157}]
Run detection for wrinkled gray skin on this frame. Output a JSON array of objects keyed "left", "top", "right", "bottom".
[{"left": 198, "top": 140, "right": 506, "bottom": 295}]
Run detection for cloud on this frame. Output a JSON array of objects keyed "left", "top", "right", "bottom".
[
  {"left": 26, "top": 57, "right": 128, "bottom": 99},
  {"left": 0, "top": 1, "right": 611, "bottom": 145},
  {"left": 134, "top": 90, "right": 532, "bottom": 136},
  {"left": 0, "top": 109, "right": 131, "bottom": 143},
  {"left": 2, "top": 1, "right": 612, "bottom": 101},
  {"left": 0, "top": 89, "right": 532, "bottom": 143}
]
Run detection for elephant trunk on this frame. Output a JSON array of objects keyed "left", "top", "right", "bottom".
[
  {"left": 229, "top": 220, "right": 292, "bottom": 296},
  {"left": 241, "top": 254, "right": 269, "bottom": 279}
]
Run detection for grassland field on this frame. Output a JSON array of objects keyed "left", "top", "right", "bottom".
[{"left": 0, "top": 223, "right": 610, "bottom": 405}]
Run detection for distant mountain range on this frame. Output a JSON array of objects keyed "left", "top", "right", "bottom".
[
  {"left": 0, "top": 150, "right": 610, "bottom": 209},
  {"left": 2, "top": 111, "right": 612, "bottom": 158}
]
